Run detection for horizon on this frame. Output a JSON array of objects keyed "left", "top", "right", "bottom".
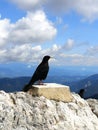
[
  {"left": 0, "top": 0, "right": 98, "bottom": 70},
  {"left": 0, "top": 63, "right": 98, "bottom": 78}
]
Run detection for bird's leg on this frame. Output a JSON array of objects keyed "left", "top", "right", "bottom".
[{"left": 38, "top": 80, "right": 44, "bottom": 85}]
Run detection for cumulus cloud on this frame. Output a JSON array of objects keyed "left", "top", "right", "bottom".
[
  {"left": 45, "top": 0, "right": 98, "bottom": 22},
  {"left": 10, "top": 0, "right": 98, "bottom": 21},
  {"left": 45, "top": 0, "right": 72, "bottom": 14},
  {"left": 0, "top": 43, "right": 60, "bottom": 63},
  {"left": 0, "top": 10, "right": 57, "bottom": 63},
  {"left": 1, "top": 0, "right": 98, "bottom": 65},
  {"left": 59, "top": 53, "right": 98, "bottom": 66},
  {"left": 0, "top": 18, "right": 11, "bottom": 47},
  {"left": 0, "top": 42, "right": 60, "bottom": 63},
  {"left": 0, "top": 38, "right": 98, "bottom": 66},
  {"left": 74, "top": 0, "right": 98, "bottom": 22},
  {"left": 8, "top": 10, "right": 57, "bottom": 44},
  {"left": 10, "top": 0, "right": 46, "bottom": 11},
  {"left": 86, "top": 46, "right": 98, "bottom": 55},
  {"left": 60, "top": 53, "right": 84, "bottom": 65},
  {"left": 0, "top": 10, "right": 56, "bottom": 47},
  {"left": 63, "top": 39, "right": 75, "bottom": 50},
  {"left": 0, "top": 2, "right": 57, "bottom": 64},
  {"left": 0, "top": 44, "right": 42, "bottom": 63}
]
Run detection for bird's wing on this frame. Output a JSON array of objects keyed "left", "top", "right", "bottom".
[
  {"left": 34, "top": 62, "right": 49, "bottom": 78},
  {"left": 23, "top": 62, "right": 49, "bottom": 92},
  {"left": 27, "top": 63, "right": 44, "bottom": 85},
  {"left": 29, "top": 62, "right": 49, "bottom": 84}
]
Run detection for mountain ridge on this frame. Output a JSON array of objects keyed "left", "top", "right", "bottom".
[{"left": 0, "top": 74, "right": 98, "bottom": 99}]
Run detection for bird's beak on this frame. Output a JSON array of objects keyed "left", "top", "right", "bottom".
[{"left": 50, "top": 57, "right": 56, "bottom": 60}]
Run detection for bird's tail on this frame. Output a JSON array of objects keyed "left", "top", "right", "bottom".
[
  {"left": 22, "top": 84, "right": 32, "bottom": 92},
  {"left": 22, "top": 77, "right": 35, "bottom": 92},
  {"left": 22, "top": 80, "right": 35, "bottom": 92}
]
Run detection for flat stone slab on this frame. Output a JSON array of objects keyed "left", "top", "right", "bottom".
[{"left": 29, "top": 83, "right": 73, "bottom": 102}]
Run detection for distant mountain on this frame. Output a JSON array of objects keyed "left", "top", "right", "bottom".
[
  {"left": 0, "top": 75, "right": 85, "bottom": 92},
  {"left": 90, "top": 94, "right": 98, "bottom": 99},
  {"left": 0, "top": 74, "right": 98, "bottom": 99},
  {"left": 68, "top": 74, "right": 98, "bottom": 99},
  {"left": 0, "top": 77, "right": 30, "bottom": 92}
]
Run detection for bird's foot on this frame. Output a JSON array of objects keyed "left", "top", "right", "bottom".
[
  {"left": 39, "top": 83, "right": 44, "bottom": 85},
  {"left": 38, "top": 80, "right": 46, "bottom": 85}
]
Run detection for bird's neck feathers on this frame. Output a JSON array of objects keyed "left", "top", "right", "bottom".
[
  {"left": 42, "top": 60, "right": 49, "bottom": 64},
  {"left": 42, "top": 56, "right": 50, "bottom": 63}
]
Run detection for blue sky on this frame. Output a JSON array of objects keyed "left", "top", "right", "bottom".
[{"left": 0, "top": 0, "right": 98, "bottom": 67}]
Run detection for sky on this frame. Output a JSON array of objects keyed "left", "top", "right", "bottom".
[{"left": 0, "top": 0, "right": 98, "bottom": 67}]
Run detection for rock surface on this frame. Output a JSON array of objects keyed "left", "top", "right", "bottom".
[
  {"left": 30, "top": 83, "right": 73, "bottom": 102},
  {"left": 0, "top": 91, "right": 98, "bottom": 130},
  {"left": 87, "top": 99, "right": 98, "bottom": 117}
]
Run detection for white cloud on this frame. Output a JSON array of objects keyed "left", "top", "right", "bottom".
[
  {"left": 0, "top": 5, "right": 57, "bottom": 64},
  {"left": 0, "top": 10, "right": 56, "bottom": 47},
  {"left": 45, "top": 0, "right": 72, "bottom": 15},
  {"left": 52, "top": 44, "right": 61, "bottom": 51},
  {"left": 45, "top": 0, "right": 98, "bottom": 22},
  {"left": 0, "top": 18, "right": 11, "bottom": 47},
  {"left": 10, "top": 0, "right": 46, "bottom": 11},
  {"left": 8, "top": 10, "right": 57, "bottom": 44},
  {"left": 0, "top": 38, "right": 98, "bottom": 66},
  {"left": 74, "top": 0, "right": 98, "bottom": 22},
  {"left": 59, "top": 53, "right": 97, "bottom": 66},
  {"left": 10, "top": 0, "right": 98, "bottom": 21},
  {"left": 63, "top": 39, "right": 75, "bottom": 50},
  {"left": 60, "top": 53, "right": 84, "bottom": 58},
  {"left": 86, "top": 45, "right": 98, "bottom": 55},
  {"left": 0, "top": 43, "right": 60, "bottom": 63},
  {"left": 32, "top": 45, "right": 42, "bottom": 51},
  {"left": 0, "top": 44, "right": 42, "bottom": 63},
  {"left": 2, "top": 0, "right": 97, "bottom": 66},
  {"left": 0, "top": 49, "right": 7, "bottom": 62}
]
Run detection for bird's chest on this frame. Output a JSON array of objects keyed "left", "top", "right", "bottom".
[
  {"left": 39, "top": 63, "right": 49, "bottom": 79},
  {"left": 42, "top": 63, "right": 49, "bottom": 71}
]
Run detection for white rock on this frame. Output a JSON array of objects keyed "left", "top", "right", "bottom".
[
  {"left": 87, "top": 98, "right": 98, "bottom": 117},
  {"left": 30, "top": 83, "right": 73, "bottom": 102},
  {"left": 0, "top": 90, "right": 97, "bottom": 130}
]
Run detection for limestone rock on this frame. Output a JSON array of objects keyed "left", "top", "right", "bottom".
[
  {"left": 29, "top": 83, "right": 73, "bottom": 102},
  {"left": 0, "top": 89, "right": 98, "bottom": 130},
  {"left": 87, "top": 98, "right": 98, "bottom": 117}
]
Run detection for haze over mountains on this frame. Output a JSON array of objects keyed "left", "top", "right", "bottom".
[
  {"left": 0, "top": 64, "right": 98, "bottom": 99},
  {"left": 0, "top": 63, "right": 98, "bottom": 77},
  {"left": 68, "top": 74, "right": 98, "bottom": 99}
]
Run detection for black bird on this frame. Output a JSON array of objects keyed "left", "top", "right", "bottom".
[
  {"left": 23, "top": 55, "right": 51, "bottom": 92},
  {"left": 78, "top": 89, "right": 85, "bottom": 98}
]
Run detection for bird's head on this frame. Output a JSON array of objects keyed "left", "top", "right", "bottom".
[{"left": 42, "top": 55, "right": 51, "bottom": 62}]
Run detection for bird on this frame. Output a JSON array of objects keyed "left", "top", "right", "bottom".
[
  {"left": 23, "top": 55, "right": 51, "bottom": 92},
  {"left": 78, "top": 89, "right": 85, "bottom": 98}
]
